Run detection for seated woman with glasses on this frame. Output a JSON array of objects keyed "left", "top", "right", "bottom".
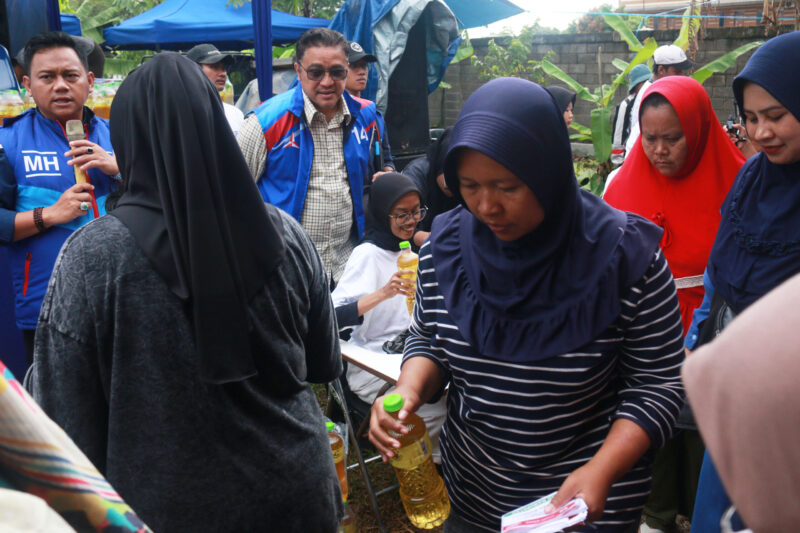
[{"left": 332, "top": 172, "right": 446, "bottom": 461}]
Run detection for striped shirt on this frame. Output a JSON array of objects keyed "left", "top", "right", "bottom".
[{"left": 404, "top": 244, "right": 685, "bottom": 532}]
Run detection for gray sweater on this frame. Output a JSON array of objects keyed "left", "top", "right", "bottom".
[{"left": 29, "top": 209, "right": 343, "bottom": 532}]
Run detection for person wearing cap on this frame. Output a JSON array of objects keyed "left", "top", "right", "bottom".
[
  {"left": 624, "top": 45, "right": 693, "bottom": 159},
  {"left": 345, "top": 40, "right": 395, "bottom": 205},
  {"left": 611, "top": 64, "right": 651, "bottom": 162},
  {"left": 0, "top": 31, "right": 119, "bottom": 365},
  {"left": 238, "top": 28, "right": 387, "bottom": 285},
  {"left": 186, "top": 43, "right": 244, "bottom": 135}
]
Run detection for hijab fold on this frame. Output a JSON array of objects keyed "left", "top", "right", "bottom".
[
  {"left": 709, "top": 30, "right": 800, "bottom": 313},
  {"left": 110, "top": 53, "right": 286, "bottom": 384},
  {"left": 604, "top": 76, "right": 744, "bottom": 330},
  {"left": 430, "top": 77, "right": 662, "bottom": 362},
  {"left": 361, "top": 172, "right": 420, "bottom": 251}
]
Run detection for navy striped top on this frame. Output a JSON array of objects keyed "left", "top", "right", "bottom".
[{"left": 403, "top": 243, "right": 685, "bottom": 532}]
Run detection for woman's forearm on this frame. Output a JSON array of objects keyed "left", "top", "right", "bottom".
[{"left": 587, "top": 418, "right": 652, "bottom": 484}]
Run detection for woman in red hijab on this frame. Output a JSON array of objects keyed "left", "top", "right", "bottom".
[
  {"left": 605, "top": 76, "right": 744, "bottom": 332},
  {"left": 604, "top": 75, "right": 745, "bottom": 533}
]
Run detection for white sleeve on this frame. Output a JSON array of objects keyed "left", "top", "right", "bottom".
[
  {"left": 331, "top": 244, "right": 385, "bottom": 307},
  {"left": 624, "top": 81, "right": 649, "bottom": 158}
]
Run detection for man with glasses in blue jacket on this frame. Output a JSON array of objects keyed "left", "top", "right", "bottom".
[{"left": 238, "top": 28, "right": 385, "bottom": 286}]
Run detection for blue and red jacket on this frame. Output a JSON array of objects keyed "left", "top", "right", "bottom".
[
  {"left": 251, "top": 85, "right": 383, "bottom": 237},
  {"left": 0, "top": 108, "right": 116, "bottom": 329}
]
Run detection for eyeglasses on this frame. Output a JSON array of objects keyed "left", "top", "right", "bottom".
[
  {"left": 389, "top": 207, "right": 428, "bottom": 225},
  {"left": 298, "top": 63, "right": 348, "bottom": 81}
]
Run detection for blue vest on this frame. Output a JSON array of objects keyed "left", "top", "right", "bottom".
[
  {"left": 251, "top": 86, "right": 381, "bottom": 237},
  {"left": 0, "top": 108, "right": 115, "bottom": 329}
]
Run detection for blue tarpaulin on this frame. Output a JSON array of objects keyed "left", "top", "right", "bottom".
[
  {"left": 103, "top": 0, "right": 327, "bottom": 50},
  {"left": 444, "top": 0, "right": 523, "bottom": 29},
  {"left": 61, "top": 13, "right": 82, "bottom": 36},
  {"left": 329, "top": 0, "right": 460, "bottom": 109}
]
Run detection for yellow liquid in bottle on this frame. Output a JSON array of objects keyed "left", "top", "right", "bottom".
[
  {"left": 388, "top": 411, "right": 450, "bottom": 529},
  {"left": 329, "top": 430, "right": 348, "bottom": 502},
  {"left": 397, "top": 247, "right": 419, "bottom": 316}
]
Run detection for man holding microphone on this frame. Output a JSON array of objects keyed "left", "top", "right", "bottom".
[{"left": 0, "top": 32, "right": 119, "bottom": 363}]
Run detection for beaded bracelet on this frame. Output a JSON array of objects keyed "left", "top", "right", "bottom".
[{"left": 33, "top": 207, "right": 46, "bottom": 233}]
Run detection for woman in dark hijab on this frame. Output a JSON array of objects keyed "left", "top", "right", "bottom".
[
  {"left": 546, "top": 85, "right": 577, "bottom": 126},
  {"left": 332, "top": 173, "right": 447, "bottom": 460},
  {"left": 686, "top": 29, "right": 800, "bottom": 533},
  {"left": 369, "top": 77, "right": 685, "bottom": 532},
  {"left": 29, "top": 53, "right": 344, "bottom": 532},
  {"left": 402, "top": 128, "right": 459, "bottom": 246}
]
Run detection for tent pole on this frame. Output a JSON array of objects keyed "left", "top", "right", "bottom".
[{"left": 253, "top": 0, "right": 273, "bottom": 101}]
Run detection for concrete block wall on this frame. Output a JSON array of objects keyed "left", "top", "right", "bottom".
[{"left": 429, "top": 26, "right": 767, "bottom": 130}]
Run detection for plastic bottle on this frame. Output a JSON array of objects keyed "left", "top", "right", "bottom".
[
  {"left": 397, "top": 241, "right": 419, "bottom": 316},
  {"left": 92, "top": 87, "right": 111, "bottom": 119},
  {"left": 221, "top": 78, "right": 234, "bottom": 105},
  {"left": 337, "top": 500, "right": 356, "bottom": 533},
  {"left": 383, "top": 393, "right": 449, "bottom": 529},
  {"left": 326, "top": 421, "right": 348, "bottom": 502}
]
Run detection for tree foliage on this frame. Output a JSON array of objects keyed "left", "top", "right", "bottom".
[
  {"left": 228, "top": 0, "right": 343, "bottom": 19},
  {"left": 471, "top": 25, "right": 554, "bottom": 85},
  {"left": 59, "top": 0, "right": 165, "bottom": 43}
]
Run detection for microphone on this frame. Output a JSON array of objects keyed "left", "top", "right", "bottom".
[{"left": 65, "top": 119, "right": 87, "bottom": 184}]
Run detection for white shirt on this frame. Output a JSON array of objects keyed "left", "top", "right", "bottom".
[
  {"left": 624, "top": 79, "right": 653, "bottom": 158},
  {"left": 331, "top": 242, "right": 409, "bottom": 401},
  {"left": 223, "top": 102, "right": 244, "bottom": 136}
]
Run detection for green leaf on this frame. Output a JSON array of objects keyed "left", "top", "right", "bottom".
[
  {"left": 439, "top": 81, "right": 452, "bottom": 90},
  {"left": 612, "top": 58, "right": 629, "bottom": 72},
  {"left": 602, "top": 37, "right": 657, "bottom": 108},
  {"left": 602, "top": 13, "right": 642, "bottom": 51},
  {"left": 451, "top": 33, "right": 474, "bottom": 64},
  {"left": 542, "top": 60, "right": 597, "bottom": 104},
  {"left": 570, "top": 133, "right": 592, "bottom": 142},
  {"left": 570, "top": 121, "right": 591, "bottom": 136},
  {"left": 674, "top": 4, "right": 701, "bottom": 50},
  {"left": 691, "top": 41, "right": 763, "bottom": 84},
  {"left": 590, "top": 107, "right": 613, "bottom": 163}
]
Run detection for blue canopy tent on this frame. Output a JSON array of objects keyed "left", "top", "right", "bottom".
[
  {"left": 103, "top": 0, "right": 327, "bottom": 51},
  {"left": 60, "top": 13, "right": 83, "bottom": 36}
]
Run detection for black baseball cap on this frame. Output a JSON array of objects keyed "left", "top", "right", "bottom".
[
  {"left": 346, "top": 41, "right": 376, "bottom": 64},
  {"left": 186, "top": 44, "right": 232, "bottom": 65}
]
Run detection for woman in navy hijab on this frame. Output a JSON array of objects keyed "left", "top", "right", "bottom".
[
  {"left": 369, "top": 77, "right": 686, "bottom": 532},
  {"left": 687, "top": 30, "right": 800, "bottom": 532}
]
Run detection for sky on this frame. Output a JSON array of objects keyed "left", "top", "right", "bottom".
[{"left": 468, "top": 0, "right": 622, "bottom": 37}]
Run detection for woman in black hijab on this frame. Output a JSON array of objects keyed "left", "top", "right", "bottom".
[
  {"left": 332, "top": 172, "right": 446, "bottom": 461},
  {"left": 546, "top": 85, "right": 577, "bottom": 126},
  {"left": 402, "top": 128, "right": 459, "bottom": 246},
  {"left": 29, "top": 53, "right": 343, "bottom": 532}
]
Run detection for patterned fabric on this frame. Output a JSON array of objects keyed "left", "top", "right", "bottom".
[
  {"left": 237, "top": 114, "right": 267, "bottom": 183},
  {"left": 299, "top": 91, "right": 356, "bottom": 283},
  {"left": 0, "top": 360, "right": 150, "bottom": 532}
]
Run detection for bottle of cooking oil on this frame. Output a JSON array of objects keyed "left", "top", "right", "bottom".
[
  {"left": 384, "top": 393, "right": 449, "bottom": 529},
  {"left": 396, "top": 241, "right": 418, "bottom": 315},
  {"left": 326, "top": 421, "right": 348, "bottom": 502}
]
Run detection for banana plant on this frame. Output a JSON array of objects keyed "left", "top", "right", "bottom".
[
  {"left": 543, "top": 7, "right": 763, "bottom": 176},
  {"left": 542, "top": 37, "right": 657, "bottom": 165}
]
